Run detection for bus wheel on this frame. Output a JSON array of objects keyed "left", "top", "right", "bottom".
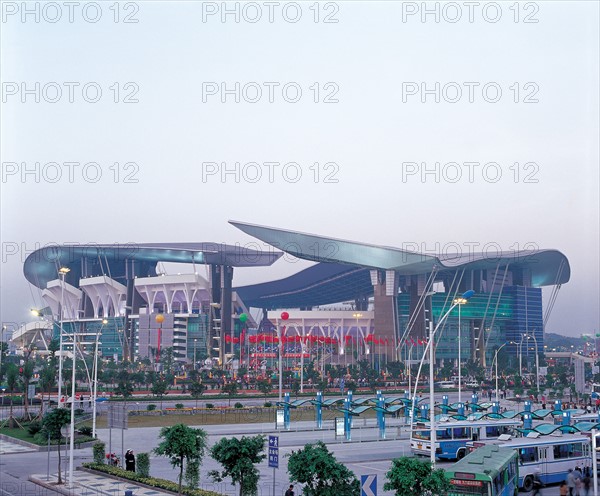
[
  {"left": 522, "top": 475, "right": 534, "bottom": 492},
  {"left": 457, "top": 449, "right": 466, "bottom": 460}
]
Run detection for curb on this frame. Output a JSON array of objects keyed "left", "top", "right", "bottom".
[{"left": 0, "top": 433, "right": 97, "bottom": 452}]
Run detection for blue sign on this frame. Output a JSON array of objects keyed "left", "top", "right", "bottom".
[
  {"left": 361, "top": 474, "right": 377, "bottom": 496},
  {"left": 268, "top": 435, "right": 279, "bottom": 468}
]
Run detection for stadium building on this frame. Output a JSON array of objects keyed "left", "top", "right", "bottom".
[{"left": 12, "top": 221, "right": 570, "bottom": 371}]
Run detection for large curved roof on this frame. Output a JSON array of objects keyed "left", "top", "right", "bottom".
[
  {"left": 230, "top": 221, "right": 571, "bottom": 307},
  {"left": 23, "top": 242, "right": 282, "bottom": 289}
]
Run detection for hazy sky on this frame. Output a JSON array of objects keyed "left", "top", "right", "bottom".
[{"left": 1, "top": 1, "right": 598, "bottom": 337}]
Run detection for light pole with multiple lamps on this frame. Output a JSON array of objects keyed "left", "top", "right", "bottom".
[
  {"left": 57, "top": 266, "right": 70, "bottom": 407},
  {"left": 193, "top": 338, "right": 198, "bottom": 370},
  {"left": 453, "top": 295, "right": 469, "bottom": 404},
  {"left": 490, "top": 341, "right": 515, "bottom": 401},
  {"left": 410, "top": 290, "right": 475, "bottom": 467},
  {"left": 92, "top": 319, "right": 108, "bottom": 439}
]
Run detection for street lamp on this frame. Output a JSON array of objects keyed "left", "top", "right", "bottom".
[
  {"left": 194, "top": 338, "right": 198, "bottom": 370},
  {"left": 68, "top": 328, "right": 77, "bottom": 485},
  {"left": 57, "top": 266, "right": 70, "bottom": 408},
  {"left": 453, "top": 295, "right": 469, "bottom": 404},
  {"left": 0, "top": 325, "right": 6, "bottom": 384},
  {"left": 526, "top": 334, "right": 540, "bottom": 396},
  {"left": 353, "top": 313, "right": 363, "bottom": 360},
  {"left": 410, "top": 290, "right": 475, "bottom": 467},
  {"left": 92, "top": 319, "right": 108, "bottom": 439},
  {"left": 491, "top": 342, "right": 515, "bottom": 401}
]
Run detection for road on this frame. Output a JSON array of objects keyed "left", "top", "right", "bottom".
[
  {"left": 0, "top": 391, "right": 572, "bottom": 495},
  {"left": 0, "top": 417, "right": 574, "bottom": 496}
]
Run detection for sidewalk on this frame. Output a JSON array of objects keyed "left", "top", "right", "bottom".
[{"left": 30, "top": 470, "right": 173, "bottom": 495}]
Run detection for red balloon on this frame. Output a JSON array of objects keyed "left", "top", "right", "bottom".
[{"left": 281, "top": 311, "right": 289, "bottom": 320}]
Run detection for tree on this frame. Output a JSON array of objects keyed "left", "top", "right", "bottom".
[
  {"left": 22, "top": 357, "right": 36, "bottom": 419},
  {"left": 384, "top": 457, "right": 450, "bottom": 496},
  {"left": 38, "top": 364, "right": 56, "bottom": 417},
  {"left": 43, "top": 408, "right": 71, "bottom": 484},
  {"left": 209, "top": 435, "right": 266, "bottom": 496},
  {"left": 151, "top": 377, "right": 168, "bottom": 409},
  {"left": 287, "top": 441, "right": 360, "bottom": 496},
  {"left": 221, "top": 382, "right": 239, "bottom": 406},
  {"left": 291, "top": 380, "right": 301, "bottom": 399},
  {"left": 256, "top": 379, "right": 272, "bottom": 399},
  {"left": 154, "top": 424, "right": 208, "bottom": 495},
  {"left": 189, "top": 382, "right": 206, "bottom": 408},
  {"left": 5, "top": 364, "right": 19, "bottom": 428}
]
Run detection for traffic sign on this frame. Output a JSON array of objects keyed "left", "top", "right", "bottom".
[
  {"left": 361, "top": 474, "right": 377, "bottom": 496},
  {"left": 268, "top": 435, "right": 279, "bottom": 468}
]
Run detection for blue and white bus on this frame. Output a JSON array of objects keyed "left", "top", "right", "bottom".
[
  {"left": 410, "top": 418, "right": 522, "bottom": 460},
  {"left": 475, "top": 433, "right": 592, "bottom": 492}
]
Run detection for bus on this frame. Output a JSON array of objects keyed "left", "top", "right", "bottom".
[
  {"left": 410, "top": 418, "right": 522, "bottom": 460},
  {"left": 444, "top": 444, "right": 519, "bottom": 496},
  {"left": 477, "top": 433, "right": 592, "bottom": 492}
]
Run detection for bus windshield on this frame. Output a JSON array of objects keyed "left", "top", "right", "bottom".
[{"left": 448, "top": 479, "right": 491, "bottom": 495}]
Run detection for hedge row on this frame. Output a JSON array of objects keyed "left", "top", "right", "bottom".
[{"left": 82, "top": 463, "right": 223, "bottom": 496}]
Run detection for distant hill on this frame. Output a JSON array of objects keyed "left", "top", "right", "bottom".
[{"left": 545, "top": 332, "right": 596, "bottom": 353}]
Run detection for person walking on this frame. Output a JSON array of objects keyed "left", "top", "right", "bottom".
[
  {"left": 532, "top": 470, "right": 543, "bottom": 496},
  {"left": 583, "top": 473, "right": 591, "bottom": 496},
  {"left": 560, "top": 481, "right": 570, "bottom": 496},
  {"left": 284, "top": 484, "right": 294, "bottom": 496},
  {"left": 567, "top": 469, "right": 576, "bottom": 496}
]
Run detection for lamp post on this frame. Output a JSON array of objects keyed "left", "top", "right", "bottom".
[
  {"left": 491, "top": 342, "right": 512, "bottom": 401},
  {"left": 193, "top": 338, "right": 198, "bottom": 370},
  {"left": 57, "top": 267, "right": 70, "bottom": 408},
  {"left": 68, "top": 330, "right": 77, "bottom": 485},
  {"left": 453, "top": 296, "right": 469, "bottom": 404},
  {"left": 527, "top": 334, "right": 540, "bottom": 396},
  {"left": 410, "top": 290, "right": 475, "bottom": 467},
  {"left": 155, "top": 314, "right": 165, "bottom": 371},
  {"left": 92, "top": 319, "right": 108, "bottom": 439},
  {"left": 0, "top": 325, "right": 6, "bottom": 379},
  {"left": 353, "top": 313, "right": 362, "bottom": 360}
]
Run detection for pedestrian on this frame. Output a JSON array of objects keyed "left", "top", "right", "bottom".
[
  {"left": 284, "top": 484, "right": 294, "bottom": 496},
  {"left": 532, "top": 470, "right": 543, "bottom": 496},
  {"left": 125, "top": 449, "right": 135, "bottom": 472},
  {"left": 583, "top": 473, "right": 591, "bottom": 496},
  {"left": 567, "top": 468, "right": 576, "bottom": 496},
  {"left": 560, "top": 481, "right": 569, "bottom": 496}
]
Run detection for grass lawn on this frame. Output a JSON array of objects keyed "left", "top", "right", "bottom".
[
  {"left": 0, "top": 426, "right": 95, "bottom": 446},
  {"left": 0, "top": 426, "right": 40, "bottom": 443},
  {"left": 85, "top": 406, "right": 377, "bottom": 429}
]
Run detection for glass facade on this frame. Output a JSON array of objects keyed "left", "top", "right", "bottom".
[{"left": 397, "top": 286, "right": 543, "bottom": 365}]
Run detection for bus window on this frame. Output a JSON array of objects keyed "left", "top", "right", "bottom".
[
  {"left": 486, "top": 426, "right": 500, "bottom": 437},
  {"left": 437, "top": 428, "right": 452, "bottom": 440},
  {"left": 569, "top": 443, "right": 584, "bottom": 458},
  {"left": 453, "top": 428, "right": 471, "bottom": 439},
  {"left": 519, "top": 447, "right": 538, "bottom": 463},
  {"left": 554, "top": 444, "right": 569, "bottom": 459},
  {"left": 414, "top": 430, "right": 430, "bottom": 440}
]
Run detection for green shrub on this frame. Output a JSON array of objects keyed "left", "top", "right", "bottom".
[
  {"left": 93, "top": 442, "right": 106, "bottom": 464},
  {"left": 234, "top": 402, "right": 243, "bottom": 409},
  {"left": 27, "top": 421, "right": 42, "bottom": 436},
  {"left": 206, "top": 403, "right": 214, "bottom": 409},
  {"left": 264, "top": 401, "right": 272, "bottom": 408},
  {"left": 147, "top": 404, "right": 157, "bottom": 411},
  {"left": 74, "top": 408, "right": 85, "bottom": 416},
  {"left": 136, "top": 452, "right": 150, "bottom": 477},
  {"left": 79, "top": 426, "right": 93, "bottom": 437},
  {"left": 33, "top": 431, "right": 48, "bottom": 444},
  {"left": 175, "top": 403, "right": 184, "bottom": 409}
]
